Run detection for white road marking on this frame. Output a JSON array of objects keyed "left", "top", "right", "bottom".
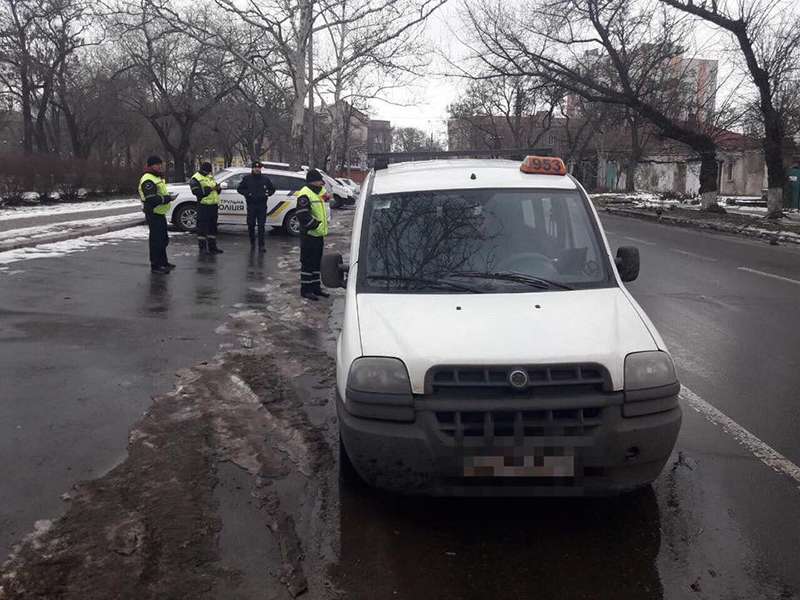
[
  {"left": 623, "top": 236, "right": 657, "bottom": 246},
  {"left": 737, "top": 267, "right": 800, "bottom": 286},
  {"left": 681, "top": 385, "right": 800, "bottom": 490},
  {"left": 669, "top": 248, "right": 718, "bottom": 262}
]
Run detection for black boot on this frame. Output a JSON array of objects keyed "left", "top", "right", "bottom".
[
  {"left": 208, "top": 239, "right": 224, "bottom": 254},
  {"left": 314, "top": 287, "right": 330, "bottom": 298},
  {"left": 301, "top": 290, "right": 319, "bottom": 301},
  {"left": 198, "top": 239, "right": 209, "bottom": 254}
]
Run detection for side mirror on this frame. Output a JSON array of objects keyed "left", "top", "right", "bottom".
[
  {"left": 616, "top": 246, "right": 640, "bottom": 282},
  {"left": 322, "top": 253, "right": 348, "bottom": 289},
  {"left": 219, "top": 180, "right": 229, "bottom": 189}
]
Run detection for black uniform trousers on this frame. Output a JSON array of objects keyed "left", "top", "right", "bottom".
[
  {"left": 197, "top": 203, "right": 219, "bottom": 239},
  {"left": 145, "top": 209, "right": 169, "bottom": 267},
  {"left": 246, "top": 203, "right": 267, "bottom": 247},
  {"left": 300, "top": 234, "right": 324, "bottom": 294}
]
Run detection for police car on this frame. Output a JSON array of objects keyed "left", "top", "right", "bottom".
[
  {"left": 166, "top": 167, "right": 332, "bottom": 236},
  {"left": 322, "top": 156, "right": 681, "bottom": 496}
]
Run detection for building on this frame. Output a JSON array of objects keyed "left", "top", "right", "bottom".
[{"left": 367, "top": 120, "right": 392, "bottom": 154}]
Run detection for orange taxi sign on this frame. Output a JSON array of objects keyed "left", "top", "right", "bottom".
[{"left": 520, "top": 156, "right": 567, "bottom": 176}]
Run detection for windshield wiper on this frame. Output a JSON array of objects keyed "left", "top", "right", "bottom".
[
  {"left": 450, "top": 271, "right": 573, "bottom": 290},
  {"left": 367, "top": 275, "right": 483, "bottom": 293}
]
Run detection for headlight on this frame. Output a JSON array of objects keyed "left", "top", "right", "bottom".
[
  {"left": 623, "top": 352, "right": 680, "bottom": 418},
  {"left": 348, "top": 357, "right": 411, "bottom": 394},
  {"left": 624, "top": 351, "right": 677, "bottom": 390},
  {"left": 345, "top": 358, "right": 414, "bottom": 422}
]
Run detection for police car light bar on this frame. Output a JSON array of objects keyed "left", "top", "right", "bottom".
[{"left": 520, "top": 156, "right": 567, "bottom": 176}]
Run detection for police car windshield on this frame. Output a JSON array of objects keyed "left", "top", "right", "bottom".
[{"left": 360, "top": 188, "right": 614, "bottom": 293}]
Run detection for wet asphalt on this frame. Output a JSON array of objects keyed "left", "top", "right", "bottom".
[
  {"left": 1, "top": 214, "right": 799, "bottom": 599},
  {"left": 0, "top": 227, "right": 280, "bottom": 559}
]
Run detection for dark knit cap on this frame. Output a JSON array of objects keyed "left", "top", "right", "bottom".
[
  {"left": 200, "top": 161, "right": 213, "bottom": 174},
  {"left": 146, "top": 155, "right": 163, "bottom": 167},
  {"left": 306, "top": 169, "right": 323, "bottom": 184},
  {"left": 252, "top": 161, "right": 263, "bottom": 168}
]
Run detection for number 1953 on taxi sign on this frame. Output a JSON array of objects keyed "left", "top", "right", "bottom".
[{"left": 520, "top": 155, "right": 568, "bottom": 176}]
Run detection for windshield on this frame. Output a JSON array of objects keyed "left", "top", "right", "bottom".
[{"left": 359, "top": 188, "right": 613, "bottom": 293}]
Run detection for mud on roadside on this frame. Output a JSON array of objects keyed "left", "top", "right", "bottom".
[{"left": 0, "top": 214, "right": 353, "bottom": 600}]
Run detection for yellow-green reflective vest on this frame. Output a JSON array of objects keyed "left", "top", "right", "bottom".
[
  {"left": 138, "top": 172, "right": 171, "bottom": 216},
  {"left": 191, "top": 172, "right": 220, "bottom": 205},
  {"left": 295, "top": 186, "right": 328, "bottom": 237}
]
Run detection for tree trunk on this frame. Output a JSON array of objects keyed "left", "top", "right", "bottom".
[
  {"left": 625, "top": 117, "right": 640, "bottom": 192},
  {"left": 763, "top": 117, "right": 786, "bottom": 218},
  {"left": 698, "top": 150, "right": 719, "bottom": 210}
]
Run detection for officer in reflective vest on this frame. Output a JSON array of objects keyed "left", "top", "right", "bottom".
[
  {"left": 138, "top": 155, "right": 174, "bottom": 274},
  {"left": 190, "top": 162, "right": 223, "bottom": 255},
  {"left": 295, "top": 169, "right": 330, "bottom": 301}
]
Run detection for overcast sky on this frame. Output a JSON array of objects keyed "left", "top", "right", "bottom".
[{"left": 367, "top": 2, "right": 464, "bottom": 141}]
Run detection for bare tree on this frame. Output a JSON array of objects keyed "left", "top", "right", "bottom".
[
  {"left": 448, "top": 75, "right": 561, "bottom": 153},
  {"left": 109, "top": 0, "right": 244, "bottom": 179},
  {"left": 460, "top": 0, "right": 729, "bottom": 208},
  {"left": 0, "top": 0, "right": 94, "bottom": 154},
  {"left": 393, "top": 125, "right": 443, "bottom": 152},
  {"left": 659, "top": 0, "right": 800, "bottom": 217}
]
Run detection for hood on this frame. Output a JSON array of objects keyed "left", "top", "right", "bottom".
[
  {"left": 166, "top": 182, "right": 190, "bottom": 193},
  {"left": 356, "top": 288, "right": 658, "bottom": 393}
]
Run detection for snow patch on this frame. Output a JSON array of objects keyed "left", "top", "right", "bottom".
[
  {"left": 0, "top": 226, "right": 156, "bottom": 267},
  {"left": 0, "top": 214, "right": 142, "bottom": 242},
  {"left": 0, "top": 198, "right": 140, "bottom": 221}
]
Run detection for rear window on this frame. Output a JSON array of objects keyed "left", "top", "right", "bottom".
[{"left": 358, "top": 188, "right": 613, "bottom": 294}]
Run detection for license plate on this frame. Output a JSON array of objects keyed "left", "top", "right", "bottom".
[{"left": 463, "top": 455, "right": 575, "bottom": 478}]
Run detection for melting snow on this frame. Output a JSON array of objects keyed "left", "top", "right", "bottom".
[
  {"left": 0, "top": 226, "right": 155, "bottom": 268},
  {"left": 0, "top": 198, "right": 140, "bottom": 221}
]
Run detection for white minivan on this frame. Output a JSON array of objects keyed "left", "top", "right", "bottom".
[
  {"left": 166, "top": 167, "right": 331, "bottom": 236},
  {"left": 322, "top": 157, "right": 681, "bottom": 496}
]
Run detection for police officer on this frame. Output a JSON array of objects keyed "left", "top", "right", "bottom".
[
  {"left": 236, "top": 161, "right": 276, "bottom": 252},
  {"left": 190, "top": 162, "right": 223, "bottom": 254},
  {"left": 295, "top": 169, "right": 330, "bottom": 301},
  {"left": 139, "top": 155, "right": 174, "bottom": 273}
]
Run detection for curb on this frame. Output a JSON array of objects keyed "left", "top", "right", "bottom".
[
  {"left": 602, "top": 207, "right": 800, "bottom": 246},
  {"left": 0, "top": 217, "right": 145, "bottom": 253}
]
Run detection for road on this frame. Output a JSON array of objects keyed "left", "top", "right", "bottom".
[{"left": 0, "top": 212, "right": 799, "bottom": 599}]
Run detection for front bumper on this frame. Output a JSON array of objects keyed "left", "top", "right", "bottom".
[{"left": 337, "top": 390, "right": 681, "bottom": 496}]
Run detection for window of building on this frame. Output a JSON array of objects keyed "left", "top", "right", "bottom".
[{"left": 726, "top": 160, "right": 735, "bottom": 181}]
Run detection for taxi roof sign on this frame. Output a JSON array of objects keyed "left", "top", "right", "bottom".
[{"left": 520, "top": 156, "right": 567, "bottom": 176}]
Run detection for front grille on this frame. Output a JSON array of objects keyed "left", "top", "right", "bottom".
[
  {"left": 428, "top": 364, "right": 609, "bottom": 395},
  {"left": 434, "top": 407, "right": 603, "bottom": 440}
]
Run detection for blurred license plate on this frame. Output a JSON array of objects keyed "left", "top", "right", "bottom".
[{"left": 463, "top": 455, "right": 574, "bottom": 477}]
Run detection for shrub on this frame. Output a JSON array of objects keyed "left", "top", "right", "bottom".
[{"left": 0, "top": 153, "right": 141, "bottom": 204}]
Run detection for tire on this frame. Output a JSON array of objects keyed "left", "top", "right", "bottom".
[
  {"left": 331, "top": 195, "right": 344, "bottom": 209},
  {"left": 283, "top": 209, "right": 301, "bottom": 237},
  {"left": 173, "top": 202, "right": 198, "bottom": 232}
]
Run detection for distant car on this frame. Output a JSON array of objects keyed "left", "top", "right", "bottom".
[
  {"left": 337, "top": 178, "right": 361, "bottom": 196},
  {"left": 318, "top": 170, "right": 355, "bottom": 209},
  {"left": 166, "top": 167, "right": 331, "bottom": 236}
]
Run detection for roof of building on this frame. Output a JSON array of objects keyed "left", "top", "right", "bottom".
[{"left": 372, "top": 158, "right": 578, "bottom": 194}]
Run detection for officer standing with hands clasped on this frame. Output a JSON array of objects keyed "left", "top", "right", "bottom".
[
  {"left": 139, "top": 155, "right": 174, "bottom": 273},
  {"left": 236, "top": 161, "right": 276, "bottom": 252},
  {"left": 190, "top": 162, "right": 223, "bottom": 255},
  {"left": 295, "top": 169, "right": 330, "bottom": 301}
]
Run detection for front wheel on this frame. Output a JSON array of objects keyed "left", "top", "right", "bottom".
[
  {"left": 331, "top": 195, "right": 344, "bottom": 209},
  {"left": 173, "top": 202, "right": 198, "bottom": 232},
  {"left": 283, "top": 210, "right": 301, "bottom": 237}
]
